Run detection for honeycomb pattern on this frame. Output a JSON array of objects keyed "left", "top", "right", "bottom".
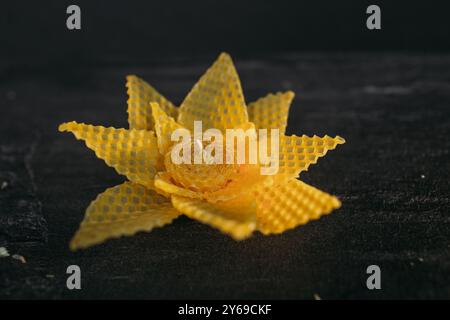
[
  {"left": 59, "top": 52, "right": 346, "bottom": 249},
  {"left": 275, "top": 134, "right": 345, "bottom": 181},
  {"left": 177, "top": 53, "right": 248, "bottom": 132},
  {"left": 70, "top": 182, "right": 181, "bottom": 250},
  {"left": 59, "top": 122, "right": 163, "bottom": 189},
  {"left": 150, "top": 102, "right": 184, "bottom": 155},
  {"left": 247, "top": 91, "right": 295, "bottom": 134},
  {"left": 254, "top": 179, "right": 341, "bottom": 235},
  {"left": 126, "top": 75, "right": 178, "bottom": 130},
  {"left": 171, "top": 194, "right": 256, "bottom": 240}
]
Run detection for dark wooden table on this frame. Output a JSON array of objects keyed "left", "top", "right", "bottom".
[{"left": 0, "top": 53, "right": 449, "bottom": 299}]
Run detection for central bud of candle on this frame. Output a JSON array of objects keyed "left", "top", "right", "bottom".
[{"left": 165, "top": 138, "right": 240, "bottom": 193}]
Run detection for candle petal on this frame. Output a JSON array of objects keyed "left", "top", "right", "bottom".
[
  {"left": 151, "top": 102, "right": 186, "bottom": 155},
  {"left": 59, "top": 122, "right": 163, "bottom": 188},
  {"left": 255, "top": 179, "right": 341, "bottom": 235},
  {"left": 70, "top": 182, "right": 181, "bottom": 250},
  {"left": 274, "top": 134, "right": 345, "bottom": 183},
  {"left": 178, "top": 53, "right": 248, "bottom": 131},
  {"left": 247, "top": 91, "right": 295, "bottom": 135},
  {"left": 126, "top": 75, "right": 178, "bottom": 130},
  {"left": 171, "top": 193, "right": 256, "bottom": 240}
]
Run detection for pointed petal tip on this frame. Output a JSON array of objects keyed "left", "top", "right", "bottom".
[
  {"left": 286, "top": 90, "right": 295, "bottom": 99},
  {"left": 336, "top": 136, "right": 346, "bottom": 144},
  {"left": 230, "top": 226, "right": 255, "bottom": 241},
  {"left": 331, "top": 196, "right": 342, "bottom": 209},
  {"left": 126, "top": 74, "right": 138, "bottom": 81},
  {"left": 69, "top": 241, "right": 79, "bottom": 252},
  {"left": 281, "top": 90, "right": 295, "bottom": 102},
  {"left": 273, "top": 90, "right": 295, "bottom": 100},
  {"left": 58, "top": 123, "right": 67, "bottom": 132},
  {"left": 125, "top": 75, "right": 138, "bottom": 88},
  {"left": 69, "top": 235, "right": 102, "bottom": 251},
  {"left": 218, "top": 52, "right": 231, "bottom": 60},
  {"left": 69, "top": 234, "right": 85, "bottom": 251},
  {"left": 58, "top": 121, "right": 76, "bottom": 132}
]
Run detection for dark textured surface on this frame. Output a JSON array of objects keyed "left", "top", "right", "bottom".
[
  {"left": 0, "top": 53, "right": 449, "bottom": 299},
  {"left": 0, "top": 139, "right": 46, "bottom": 245}
]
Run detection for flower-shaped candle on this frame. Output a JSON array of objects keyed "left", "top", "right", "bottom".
[{"left": 59, "top": 53, "right": 345, "bottom": 250}]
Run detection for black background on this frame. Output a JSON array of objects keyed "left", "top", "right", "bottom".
[
  {"left": 1, "top": 0, "right": 450, "bottom": 299},
  {"left": 3, "top": 0, "right": 450, "bottom": 63}
]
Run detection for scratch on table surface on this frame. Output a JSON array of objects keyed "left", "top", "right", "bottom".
[
  {"left": 24, "top": 131, "right": 41, "bottom": 193},
  {"left": 363, "top": 85, "right": 413, "bottom": 95},
  {"left": 109, "top": 275, "right": 131, "bottom": 280}
]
